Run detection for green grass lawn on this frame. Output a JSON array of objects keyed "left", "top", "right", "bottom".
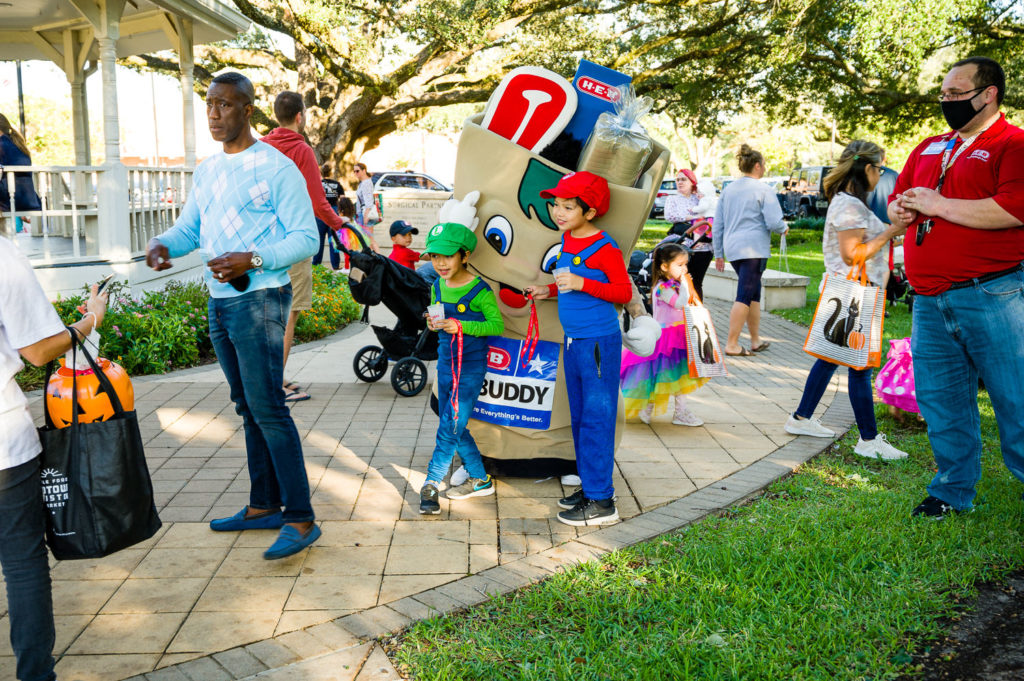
[
  {"left": 393, "top": 406, "right": 1023, "bottom": 681},
  {"left": 390, "top": 226, "right": 1023, "bottom": 680}
]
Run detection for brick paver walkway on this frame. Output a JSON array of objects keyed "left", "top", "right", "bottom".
[{"left": 0, "top": 300, "right": 852, "bottom": 681}]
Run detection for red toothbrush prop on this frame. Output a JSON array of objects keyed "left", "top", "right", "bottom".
[{"left": 481, "top": 66, "right": 577, "bottom": 153}]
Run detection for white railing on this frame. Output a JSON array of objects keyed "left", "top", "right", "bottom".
[
  {"left": 1, "top": 164, "right": 192, "bottom": 262},
  {"left": 127, "top": 166, "right": 192, "bottom": 252},
  {"left": 1, "top": 165, "right": 100, "bottom": 260}
]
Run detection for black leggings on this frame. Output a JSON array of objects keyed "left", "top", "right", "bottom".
[{"left": 687, "top": 251, "right": 713, "bottom": 301}]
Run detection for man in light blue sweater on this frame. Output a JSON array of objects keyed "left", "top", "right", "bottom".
[{"left": 146, "top": 72, "right": 321, "bottom": 560}]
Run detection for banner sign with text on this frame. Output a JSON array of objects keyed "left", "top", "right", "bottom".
[{"left": 472, "top": 336, "right": 559, "bottom": 429}]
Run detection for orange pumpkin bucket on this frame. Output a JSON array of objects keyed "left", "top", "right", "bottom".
[{"left": 45, "top": 358, "right": 135, "bottom": 429}]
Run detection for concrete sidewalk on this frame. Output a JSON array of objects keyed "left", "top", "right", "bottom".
[{"left": 0, "top": 300, "right": 851, "bottom": 681}]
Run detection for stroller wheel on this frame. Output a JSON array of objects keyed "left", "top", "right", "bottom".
[
  {"left": 353, "top": 345, "right": 388, "bottom": 383},
  {"left": 391, "top": 357, "right": 428, "bottom": 397}
]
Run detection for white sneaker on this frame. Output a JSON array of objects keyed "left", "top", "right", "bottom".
[
  {"left": 672, "top": 407, "right": 704, "bottom": 427},
  {"left": 449, "top": 465, "right": 470, "bottom": 487},
  {"left": 560, "top": 474, "right": 582, "bottom": 486},
  {"left": 854, "top": 433, "right": 908, "bottom": 461},
  {"left": 638, "top": 404, "right": 654, "bottom": 424},
  {"left": 784, "top": 415, "right": 836, "bottom": 438}
]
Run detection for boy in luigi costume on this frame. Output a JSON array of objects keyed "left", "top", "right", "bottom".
[{"left": 419, "top": 222, "right": 504, "bottom": 514}]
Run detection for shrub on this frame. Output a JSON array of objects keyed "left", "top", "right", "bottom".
[
  {"left": 789, "top": 216, "right": 825, "bottom": 231},
  {"left": 17, "top": 271, "right": 361, "bottom": 391},
  {"left": 295, "top": 266, "right": 363, "bottom": 342}
]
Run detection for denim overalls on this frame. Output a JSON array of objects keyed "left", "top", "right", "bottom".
[
  {"left": 426, "top": 278, "right": 493, "bottom": 484},
  {"left": 556, "top": 233, "right": 622, "bottom": 501}
]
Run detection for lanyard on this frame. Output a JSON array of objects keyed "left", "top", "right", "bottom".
[
  {"left": 449, "top": 320, "right": 463, "bottom": 433},
  {"left": 934, "top": 119, "right": 996, "bottom": 192},
  {"left": 519, "top": 296, "right": 539, "bottom": 368},
  {"left": 917, "top": 122, "right": 995, "bottom": 246}
]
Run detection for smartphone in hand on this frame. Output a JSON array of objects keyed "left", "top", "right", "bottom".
[
  {"left": 78, "top": 274, "right": 116, "bottom": 314},
  {"left": 96, "top": 273, "right": 116, "bottom": 295}
]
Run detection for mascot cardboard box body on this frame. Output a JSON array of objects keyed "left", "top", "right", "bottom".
[{"left": 455, "top": 114, "right": 668, "bottom": 476}]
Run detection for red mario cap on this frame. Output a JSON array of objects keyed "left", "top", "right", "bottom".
[{"left": 540, "top": 171, "right": 611, "bottom": 217}]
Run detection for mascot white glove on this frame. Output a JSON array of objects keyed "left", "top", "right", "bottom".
[
  {"left": 438, "top": 190, "right": 481, "bottom": 231},
  {"left": 623, "top": 315, "right": 661, "bottom": 357}
]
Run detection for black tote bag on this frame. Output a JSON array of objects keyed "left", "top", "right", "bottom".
[{"left": 36, "top": 333, "right": 161, "bottom": 560}]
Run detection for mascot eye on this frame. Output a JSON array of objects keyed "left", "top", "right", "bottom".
[
  {"left": 541, "top": 243, "right": 561, "bottom": 273},
  {"left": 484, "top": 216, "right": 514, "bottom": 255}
]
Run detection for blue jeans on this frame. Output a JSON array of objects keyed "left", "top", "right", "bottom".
[
  {"left": 912, "top": 267, "right": 1024, "bottom": 510},
  {"left": 0, "top": 458, "right": 56, "bottom": 681},
  {"left": 564, "top": 332, "right": 622, "bottom": 501},
  {"left": 426, "top": 340, "right": 489, "bottom": 484},
  {"left": 208, "top": 285, "right": 314, "bottom": 523},
  {"left": 794, "top": 359, "right": 877, "bottom": 441},
  {"left": 312, "top": 218, "right": 341, "bottom": 269}
]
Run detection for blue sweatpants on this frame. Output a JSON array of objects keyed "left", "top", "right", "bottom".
[{"left": 564, "top": 331, "right": 621, "bottom": 500}]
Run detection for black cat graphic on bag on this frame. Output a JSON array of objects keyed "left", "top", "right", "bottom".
[
  {"left": 823, "top": 296, "right": 860, "bottom": 348},
  {"left": 693, "top": 321, "right": 716, "bottom": 364}
]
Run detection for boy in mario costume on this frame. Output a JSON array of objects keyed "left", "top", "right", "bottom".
[{"left": 527, "top": 171, "right": 629, "bottom": 525}]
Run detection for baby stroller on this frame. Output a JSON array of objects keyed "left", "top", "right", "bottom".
[
  {"left": 330, "top": 227, "right": 438, "bottom": 396},
  {"left": 887, "top": 244, "right": 915, "bottom": 312}
]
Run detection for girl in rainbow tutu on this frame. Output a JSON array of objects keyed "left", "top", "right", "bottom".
[{"left": 621, "top": 242, "right": 709, "bottom": 426}]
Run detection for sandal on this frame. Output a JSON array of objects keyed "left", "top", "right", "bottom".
[
  {"left": 751, "top": 342, "right": 771, "bottom": 352},
  {"left": 725, "top": 347, "right": 753, "bottom": 357},
  {"left": 284, "top": 388, "right": 311, "bottom": 403},
  {"left": 283, "top": 381, "right": 301, "bottom": 392}
]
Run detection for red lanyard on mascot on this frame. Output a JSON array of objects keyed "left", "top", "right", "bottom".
[
  {"left": 449, "top": 319, "right": 464, "bottom": 432},
  {"left": 519, "top": 294, "right": 539, "bottom": 368}
]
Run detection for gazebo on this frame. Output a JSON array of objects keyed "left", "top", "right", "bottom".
[{"left": 0, "top": 0, "right": 249, "bottom": 296}]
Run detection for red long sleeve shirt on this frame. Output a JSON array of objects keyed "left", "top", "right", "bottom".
[
  {"left": 261, "top": 127, "right": 343, "bottom": 230},
  {"left": 546, "top": 231, "right": 633, "bottom": 303}
]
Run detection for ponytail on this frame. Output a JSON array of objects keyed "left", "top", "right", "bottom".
[{"left": 822, "top": 140, "right": 883, "bottom": 204}]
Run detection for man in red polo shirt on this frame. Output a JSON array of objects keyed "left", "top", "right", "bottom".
[{"left": 889, "top": 56, "right": 1024, "bottom": 518}]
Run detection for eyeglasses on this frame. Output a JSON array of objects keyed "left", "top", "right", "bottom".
[{"left": 937, "top": 85, "right": 993, "bottom": 102}]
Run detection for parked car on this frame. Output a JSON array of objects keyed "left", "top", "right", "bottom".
[
  {"left": 371, "top": 171, "right": 451, "bottom": 194},
  {"left": 650, "top": 179, "right": 676, "bottom": 219},
  {"left": 780, "top": 165, "right": 833, "bottom": 218}
]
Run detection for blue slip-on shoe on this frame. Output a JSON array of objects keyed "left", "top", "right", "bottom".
[
  {"left": 263, "top": 523, "right": 321, "bottom": 560},
  {"left": 209, "top": 507, "right": 284, "bottom": 532}
]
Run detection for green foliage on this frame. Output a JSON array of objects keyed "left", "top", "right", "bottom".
[
  {"left": 392, "top": 400, "right": 1022, "bottom": 680},
  {"left": 16, "top": 272, "right": 361, "bottom": 391},
  {"left": 295, "top": 266, "right": 363, "bottom": 342},
  {"left": 788, "top": 217, "right": 826, "bottom": 231}
]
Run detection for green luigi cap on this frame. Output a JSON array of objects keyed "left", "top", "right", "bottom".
[{"left": 421, "top": 222, "right": 478, "bottom": 258}]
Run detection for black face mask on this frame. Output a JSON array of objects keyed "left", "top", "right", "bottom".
[{"left": 941, "top": 89, "right": 984, "bottom": 130}]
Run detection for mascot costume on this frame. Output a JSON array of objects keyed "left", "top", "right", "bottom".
[{"left": 434, "top": 63, "right": 668, "bottom": 479}]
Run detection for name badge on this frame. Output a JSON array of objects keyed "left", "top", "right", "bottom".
[{"left": 921, "top": 141, "right": 946, "bottom": 156}]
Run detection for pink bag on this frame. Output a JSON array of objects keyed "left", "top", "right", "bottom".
[{"left": 875, "top": 337, "right": 919, "bottom": 414}]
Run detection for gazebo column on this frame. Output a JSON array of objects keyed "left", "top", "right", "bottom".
[
  {"left": 174, "top": 16, "right": 196, "bottom": 168},
  {"left": 95, "top": 8, "right": 131, "bottom": 262},
  {"left": 97, "top": 35, "right": 121, "bottom": 164},
  {"left": 69, "top": 74, "right": 91, "bottom": 165}
]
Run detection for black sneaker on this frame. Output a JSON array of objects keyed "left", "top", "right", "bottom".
[
  {"left": 419, "top": 483, "right": 440, "bottom": 515},
  {"left": 558, "top": 488, "right": 584, "bottom": 510},
  {"left": 557, "top": 498, "right": 619, "bottom": 526},
  {"left": 911, "top": 495, "right": 957, "bottom": 519}
]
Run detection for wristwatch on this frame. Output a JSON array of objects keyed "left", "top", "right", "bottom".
[{"left": 250, "top": 252, "right": 263, "bottom": 270}]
